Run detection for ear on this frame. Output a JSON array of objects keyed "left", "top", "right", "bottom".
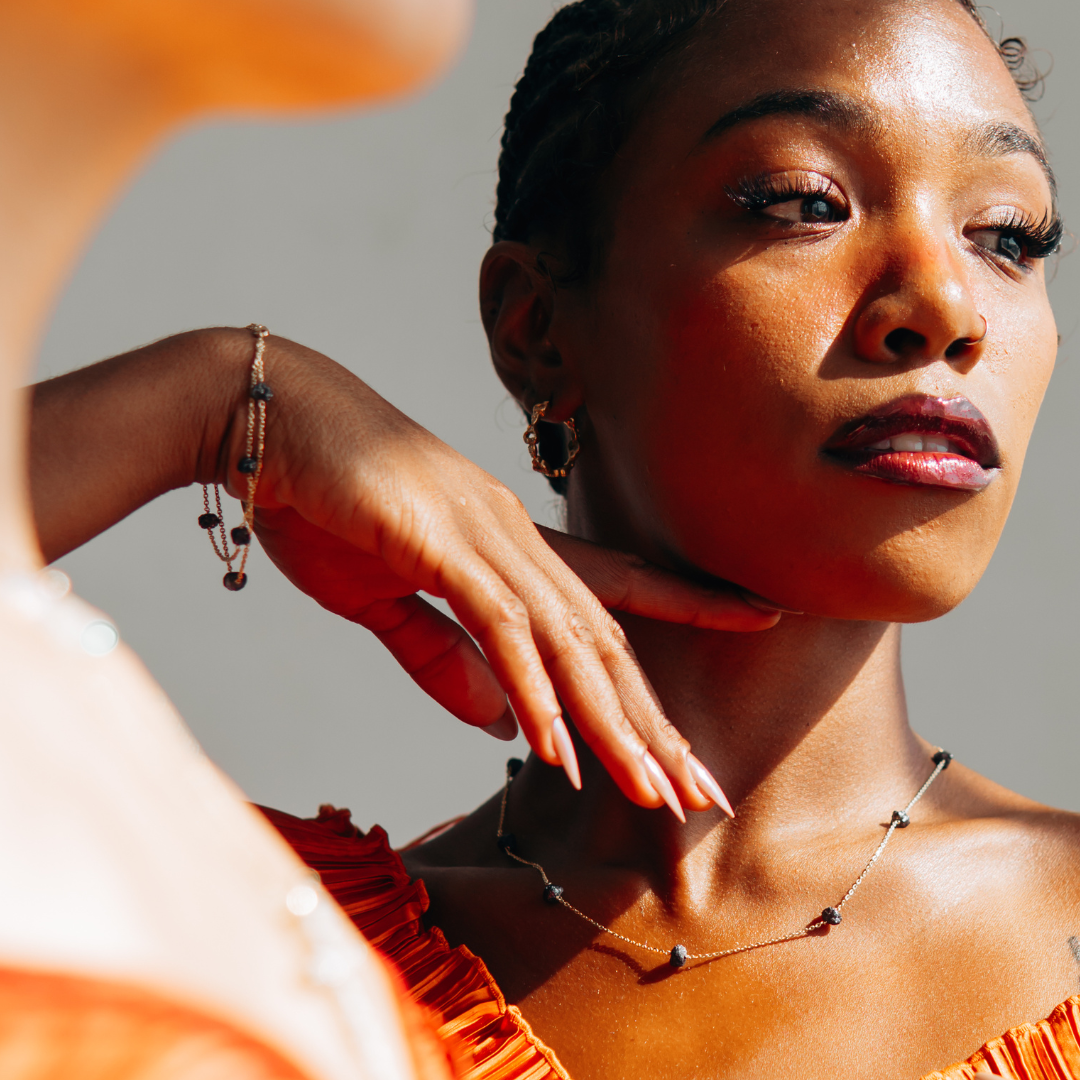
[{"left": 479, "top": 241, "right": 583, "bottom": 423}]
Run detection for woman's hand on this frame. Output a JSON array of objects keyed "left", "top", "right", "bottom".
[
  {"left": 29, "top": 328, "right": 780, "bottom": 817},
  {"left": 238, "top": 334, "right": 780, "bottom": 817}
]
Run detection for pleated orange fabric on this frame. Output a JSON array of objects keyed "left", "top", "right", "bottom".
[
  {"left": 924, "top": 996, "right": 1080, "bottom": 1080},
  {"left": 263, "top": 805, "right": 1080, "bottom": 1080},
  {"left": 261, "top": 806, "right": 571, "bottom": 1080}
]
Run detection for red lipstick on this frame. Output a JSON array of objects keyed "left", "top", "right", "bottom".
[{"left": 823, "top": 395, "right": 1000, "bottom": 492}]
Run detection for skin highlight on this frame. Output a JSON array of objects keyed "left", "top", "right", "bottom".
[{"left": 407, "top": 2, "right": 1079, "bottom": 1079}]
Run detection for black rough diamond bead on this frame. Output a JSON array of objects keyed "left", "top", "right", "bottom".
[
  {"left": 891, "top": 809, "right": 910, "bottom": 828},
  {"left": 497, "top": 833, "right": 517, "bottom": 855},
  {"left": 507, "top": 757, "right": 525, "bottom": 778},
  {"left": 238, "top": 457, "right": 259, "bottom": 474},
  {"left": 198, "top": 512, "right": 220, "bottom": 529},
  {"left": 932, "top": 750, "right": 953, "bottom": 769},
  {"left": 223, "top": 572, "right": 247, "bottom": 592},
  {"left": 250, "top": 382, "right": 274, "bottom": 402},
  {"left": 543, "top": 884, "right": 564, "bottom": 905},
  {"left": 231, "top": 526, "right": 251, "bottom": 546},
  {"left": 669, "top": 944, "right": 688, "bottom": 969},
  {"left": 822, "top": 907, "right": 842, "bottom": 926}
]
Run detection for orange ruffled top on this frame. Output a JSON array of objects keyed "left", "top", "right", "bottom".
[{"left": 262, "top": 805, "right": 1080, "bottom": 1080}]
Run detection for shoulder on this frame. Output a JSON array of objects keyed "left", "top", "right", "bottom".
[
  {"left": 933, "top": 761, "right": 1080, "bottom": 891},
  {"left": 920, "top": 762, "right": 1080, "bottom": 984}
]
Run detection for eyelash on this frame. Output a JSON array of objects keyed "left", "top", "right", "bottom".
[
  {"left": 971, "top": 209, "right": 1063, "bottom": 264},
  {"left": 725, "top": 173, "right": 846, "bottom": 217},
  {"left": 726, "top": 174, "right": 1064, "bottom": 266}
]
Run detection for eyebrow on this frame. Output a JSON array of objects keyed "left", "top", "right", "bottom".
[
  {"left": 701, "top": 88, "right": 1057, "bottom": 198},
  {"left": 969, "top": 121, "right": 1056, "bottom": 197},
  {"left": 701, "top": 89, "right": 881, "bottom": 142}
]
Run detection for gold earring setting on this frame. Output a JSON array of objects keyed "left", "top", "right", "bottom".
[{"left": 524, "top": 401, "right": 580, "bottom": 479}]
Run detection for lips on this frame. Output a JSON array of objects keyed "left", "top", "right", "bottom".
[{"left": 823, "top": 395, "right": 1001, "bottom": 492}]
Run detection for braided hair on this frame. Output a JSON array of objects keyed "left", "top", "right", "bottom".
[
  {"left": 496, "top": 1, "right": 1043, "bottom": 491},
  {"left": 494, "top": 0, "right": 1042, "bottom": 280}
]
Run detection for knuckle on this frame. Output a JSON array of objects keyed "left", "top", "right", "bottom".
[
  {"left": 564, "top": 609, "right": 598, "bottom": 649},
  {"left": 407, "top": 635, "right": 467, "bottom": 680},
  {"left": 485, "top": 476, "right": 527, "bottom": 517},
  {"left": 614, "top": 549, "right": 651, "bottom": 575},
  {"left": 493, "top": 595, "right": 530, "bottom": 632},
  {"left": 654, "top": 723, "right": 691, "bottom": 757}
]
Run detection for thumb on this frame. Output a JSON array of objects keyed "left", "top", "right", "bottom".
[{"left": 535, "top": 525, "right": 781, "bottom": 632}]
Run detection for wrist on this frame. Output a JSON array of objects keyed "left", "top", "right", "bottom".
[{"left": 187, "top": 326, "right": 271, "bottom": 488}]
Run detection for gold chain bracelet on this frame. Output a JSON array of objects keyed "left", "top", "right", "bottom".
[{"left": 198, "top": 324, "right": 272, "bottom": 591}]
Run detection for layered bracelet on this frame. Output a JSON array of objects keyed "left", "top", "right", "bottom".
[{"left": 198, "top": 324, "right": 273, "bottom": 591}]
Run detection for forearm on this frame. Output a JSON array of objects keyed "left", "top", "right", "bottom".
[{"left": 28, "top": 327, "right": 255, "bottom": 562}]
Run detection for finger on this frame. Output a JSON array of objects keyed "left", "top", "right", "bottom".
[
  {"left": 257, "top": 508, "right": 517, "bottom": 738},
  {"left": 535, "top": 525, "right": 780, "bottom": 631},
  {"left": 428, "top": 541, "right": 568, "bottom": 763},
  {"left": 459, "top": 533, "right": 685, "bottom": 813},
  {"left": 555, "top": 600, "right": 715, "bottom": 814},
  {"left": 512, "top": 530, "right": 725, "bottom": 814},
  {"left": 349, "top": 593, "right": 516, "bottom": 737}
]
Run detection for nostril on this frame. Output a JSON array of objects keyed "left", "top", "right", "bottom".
[
  {"left": 944, "top": 336, "right": 973, "bottom": 359},
  {"left": 883, "top": 328, "right": 926, "bottom": 358}
]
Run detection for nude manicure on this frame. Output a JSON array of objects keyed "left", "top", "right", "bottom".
[
  {"left": 482, "top": 706, "right": 519, "bottom": 742},
  {"left": 739, "top": 588, "right": 804, "bottom": 616},
  {"left": 642, "top": 751, "right": 686, "bottom": 823},
  {"left": 551, "top": 715, "right": 582, "bottom": 790},
  {"left": 688, "top": 755, "right": 735, "bottom": 818}
]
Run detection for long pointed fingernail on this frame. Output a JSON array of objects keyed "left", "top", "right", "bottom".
[
  {"left": 739, "top": 589, "right": 803, "bottom": 616},
  {"left": 551, "top": 715, "right": 582, "bottom": 790},
  {"left": 688, "top": 756, "right": 735, "bottom": 818},
  {"left": 642, "top": 752, "right": 685, "bottom": 823},
  {"left": 482, "top": 706, "right": 519, "bottom": 742}
]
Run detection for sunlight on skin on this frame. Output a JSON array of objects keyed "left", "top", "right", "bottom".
[
  {"left": 0, "top": 0, "right": 471, "bottom": 566},
  {"left": 0, "top": 1, "right": 470, "bottom": 1076}
]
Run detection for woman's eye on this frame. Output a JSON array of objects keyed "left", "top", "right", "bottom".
[
  {"left": 970, "top": 228, "right": 1025, "bottom": 264},
  {"left": 762, "top": 196, "right": 842, "bottom": 224}
]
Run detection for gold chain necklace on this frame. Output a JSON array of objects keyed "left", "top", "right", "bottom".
[{"left": 496, "top": 749, "right": 952, "bottom": 969}]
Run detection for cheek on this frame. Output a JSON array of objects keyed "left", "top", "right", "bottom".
[
  {"left": 973, "top": 288, "right": 1057, "bottom": 475},
  {"left": 579, "top": 261, "right": 1050, "bottom": 622}
]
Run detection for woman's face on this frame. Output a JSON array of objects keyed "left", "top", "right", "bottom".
[{"left": 553, "top": 0, "right": 1059, "bottom": 622}]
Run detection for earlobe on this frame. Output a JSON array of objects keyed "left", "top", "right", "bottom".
[{"left": 479, "top": 241, "right": 581, "bottom": 421}]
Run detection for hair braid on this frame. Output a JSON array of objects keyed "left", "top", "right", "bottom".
[
  {"left": 497, "top": 0, "right": 1044, "bottom": 494},
  {"left": 495, "top": 0, "right": 1043, "bottom": 280}
]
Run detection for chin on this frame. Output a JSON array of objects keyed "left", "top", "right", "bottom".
[{"left": 731, "top": 547, "right": 987, "bottom": 625}]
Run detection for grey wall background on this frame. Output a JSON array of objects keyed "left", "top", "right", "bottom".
[{"left": 37, "top": 0, "right": 1080, "bottom": 845}]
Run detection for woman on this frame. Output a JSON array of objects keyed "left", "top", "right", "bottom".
[
  {"left": 265, "top": 0, "right": 1080, "bottom": 1077},
  {"left": 9, "top": 1, "right": 765, "bottom": 1074},
  {"left": 23, "top": 0, "right": 1077, "bottom": 1078}
]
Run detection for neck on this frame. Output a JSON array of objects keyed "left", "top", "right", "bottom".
[
  {"left": 0, "top": 7, "right": 181, "bottom": 575},
  {"left": 512, "top": 495, "right": 931, "bottom": 888},
  {"left": 512, "top": 614, "right": 928, "bottom": 892}
]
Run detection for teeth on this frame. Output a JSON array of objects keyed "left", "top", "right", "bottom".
[
  {"left": 868, "top": 433, "right": 959, "bottom": 454},
  {"left": 890, "top": 433, "right": 925, "bottom": 452}
]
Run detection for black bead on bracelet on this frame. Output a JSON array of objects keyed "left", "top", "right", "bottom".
[{"left": 199, "top": 324, "right": 271, "bottom": 590}]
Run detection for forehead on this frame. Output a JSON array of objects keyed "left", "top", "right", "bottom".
[{"left": 636, "top": 0, "right": 1036, "bottom": 158}]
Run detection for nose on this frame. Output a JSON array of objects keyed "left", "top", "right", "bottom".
[{"left": 853, "top": 245, "right": 987, "bottom": 373}]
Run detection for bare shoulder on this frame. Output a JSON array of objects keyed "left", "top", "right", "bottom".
[{"left": 933, "top": 758, "right": 1080, "bottom": 911}]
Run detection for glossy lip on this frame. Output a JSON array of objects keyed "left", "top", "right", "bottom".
[{"left": 822, "top": 394, "right": 1001, "bottom": 492}]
